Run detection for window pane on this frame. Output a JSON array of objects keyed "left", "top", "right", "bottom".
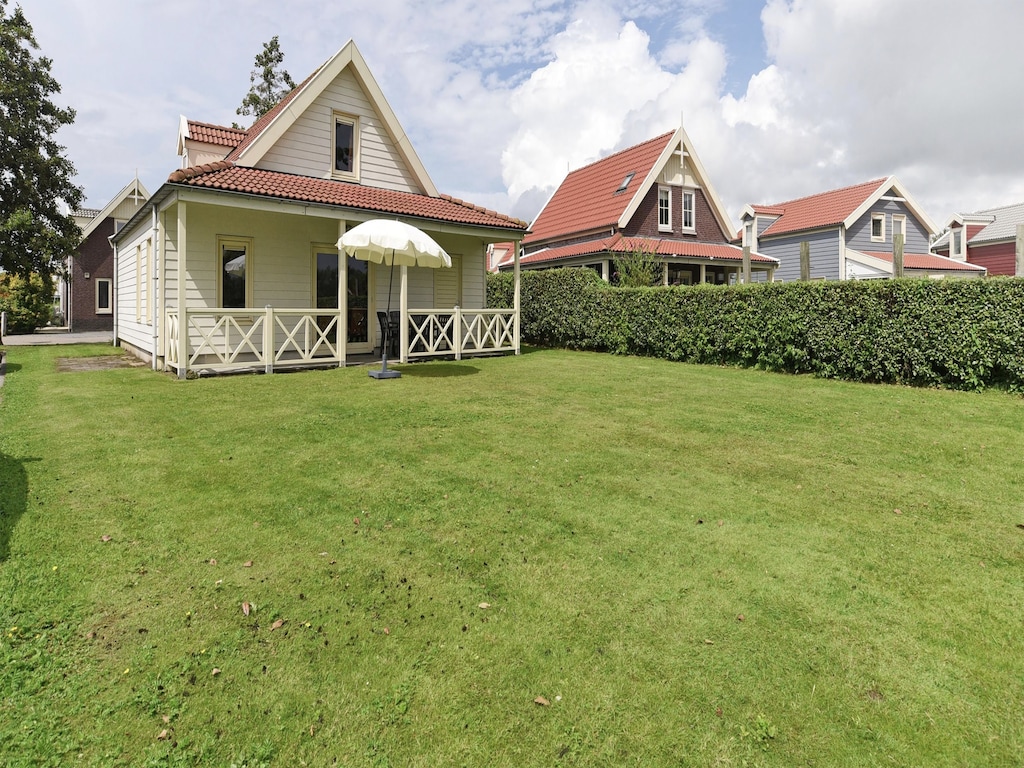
[
  {"left": 683, "top": 192, "right": 694, "bottom": 229},
  {"left": 222, "top": 246, "right": 247, "bottom": 308},
  {"left": 335, "top": 121, "right": 354, "bottom": 173},
  {"left": 97, "top": 280, "right": 110, "bottom": 309}
]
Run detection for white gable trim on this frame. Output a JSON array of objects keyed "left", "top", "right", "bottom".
[
  {"left": 843, "top": 175, "right": 938, "bottom": 236},
  {"left": 232, "top": 40, "right": 438, "bottom": 197},
  {"left": 617, "top": 126, "right": 733, "bottom": 239},
  {"left": 80, "top": 178, "right": 150, "bottom": 241}
]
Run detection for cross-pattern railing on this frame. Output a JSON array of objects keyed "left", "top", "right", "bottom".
[{"left": 165, "top": 305, "right": 516, "bottom": 377}]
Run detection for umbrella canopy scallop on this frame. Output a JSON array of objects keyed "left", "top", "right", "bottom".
[{"left": 339, "top": 219, "right": 452, "bottom": 268}]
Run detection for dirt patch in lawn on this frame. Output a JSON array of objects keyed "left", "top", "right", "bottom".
[{"left": 55, "top": 355, "right": 147, "bottom": 372}]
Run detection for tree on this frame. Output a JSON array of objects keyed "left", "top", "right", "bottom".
[
  {"left": 0, "top": 1, "right": 83, "bottom": 281},
  {"left": 236, "top": 36, "right": 297, "bottom": 124},
  {"left": 0, "top": 272, "right": 53, "bottom": 333}
]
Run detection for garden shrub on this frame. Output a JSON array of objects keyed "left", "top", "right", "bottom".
[
  {"left": 0, "top": 273, "right": 53, "bottom": 335},
  {"left": 486, "top": 269, "right": 1024, "bottom": 392}
]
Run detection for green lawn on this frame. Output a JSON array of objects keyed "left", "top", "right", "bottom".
[{"left": 1, "top": 344, "right": 1023, "bottom": 766}]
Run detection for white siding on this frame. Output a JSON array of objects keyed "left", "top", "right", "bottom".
[
  {"left": 256, "top": 68, "right": 421, "bottom": 193},
  {"left": 114, "top": 222, "right": 154, "bottom": 357}
]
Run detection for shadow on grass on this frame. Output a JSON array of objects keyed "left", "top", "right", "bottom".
[
  {"left": 400, "top": 363, "right": 480, "bottom": 378},
  {"left": 0, "top": 453, "right": 34, "bottom": 562}
]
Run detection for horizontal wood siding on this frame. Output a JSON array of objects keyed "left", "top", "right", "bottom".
[
  {"left": 115, "top": 224, "right": 152, "bottom": 354},
  {"left": 968, "top": 241, "right": 1016, "bottom": 276},
  {"left": 758, "top": 228, "right": 841, "bottom": 282},
  {"left": 256, "top": 69, "right": 421, "bottom": 193},
  {"left": 847, "top": 199, "right": 930, "bottom": 253}
]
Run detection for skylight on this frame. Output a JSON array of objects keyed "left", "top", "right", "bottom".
[{"left": 616, "top": 172, "right": 635, "bottom": 193}]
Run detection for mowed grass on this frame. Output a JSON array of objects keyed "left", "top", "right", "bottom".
[{"left": 1, "top": 344, "right": 1023, "bottom": 767}]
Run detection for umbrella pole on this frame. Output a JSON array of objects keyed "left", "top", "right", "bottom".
[{"left": 370, "top": 253, "right": 401, "bottom": 379}]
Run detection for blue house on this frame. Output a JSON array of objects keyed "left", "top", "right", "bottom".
[{"left": 739, "top": 177, "right": 985, "bottom": 280}]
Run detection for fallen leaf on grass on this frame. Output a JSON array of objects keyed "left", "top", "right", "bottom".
[
  {"left": 383, "top": 627, "right": 390, "bottom": 635},
  {"left": 270, "top": 619, "right": 285, "bottom": 631},
  {"left": 736, "top": 614, "right": 745, "bottom": 622},
  {"left": 242, "top": 602, "right": 251, "bottom": 617},
  {"left": 478, "top": 602, "right": 491, "bottom": 610},
  {"left": 162, "top": 715, "right": 170, "bottom": 724},
  {"left": 208, "top": 559, "right": 217, "bottom": 566},
  {"left": 244, "top": 560, "right": 253, "bottom": 567},
  {"left": 157, "top": 729, "right": 169, "bottom": 740},
  {"left": 704, "top": 639, "right": 714, "bottom": 645},
  {"left": 716, "top": 707, "right": 723, "bottom": 717},
  {"left": 212, "top": 668, "right": 221, "bottom": 676},
  {"left": 534, "top": 696, "right": 550, "bottom": 707},
  {"left": 894, "top": 508, "right": 902, "bottom": 515},
  {"left": 100, "top": 535, "right": 112, "bottom": 542}
]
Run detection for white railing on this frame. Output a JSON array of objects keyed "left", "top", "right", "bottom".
[
  {"left": 165, "top": 306, "right": 516, "bottom": 376},
  {"left": 407, "top": 307, "right": 516, "bottom": 360}
]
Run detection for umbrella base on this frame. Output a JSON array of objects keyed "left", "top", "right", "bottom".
[{"left": 368, "top": 368, "right": 402, "bottom": 379}]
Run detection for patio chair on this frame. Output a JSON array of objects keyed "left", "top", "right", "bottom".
[{"left": 376, "top": 311, "right": 400, "bottom": 358}]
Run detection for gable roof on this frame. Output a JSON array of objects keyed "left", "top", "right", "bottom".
[
  {"left": 854, "top": 250, "right": 986, "bottom": 273},
  {"left": 225, "top": 40, "right": 438, "bottom": 198},
  {"left": 754, "top": 177, "right": 937, "bottom": 238},
  {"left": 76, "top": 177, "right": 150, "bottom": 240},
  {"left": 524, "top": 126, "right": 734, "bottom": 246},
  {"left": 935, "top": 201, "right": 1024, "bottom": 248},
  {"left": 166, "top": 162, "right": 526, "bottom": 232}
]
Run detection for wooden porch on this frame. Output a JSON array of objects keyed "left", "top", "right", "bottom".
[{"left": 165, "top": 306, "right": 517, "bottom": 377}]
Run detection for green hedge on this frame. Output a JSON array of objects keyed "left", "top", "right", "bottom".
[{"left": 487, "top": 269, "right": 1024, "bottom": 392}]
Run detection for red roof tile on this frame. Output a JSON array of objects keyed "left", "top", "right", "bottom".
[
  {"left": 858, "top": 251, "right": 986, "bottom": 272},
  {"left": 521, "top": 234, "right": 777, "bottom": 266},
  {"left": 166, "top": 163, "right": 527, "bottom": 231},
  {"left": 187, "top": 120, "right": 246, "bottom": 149},
  {"left": 757, "top": 179, "right": 887, "bottom": 237},
  {"left": 524, "top": 132, "right": 674, "bottom": 245}
]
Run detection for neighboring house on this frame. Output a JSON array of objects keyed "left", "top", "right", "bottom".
[
  {"left": 61, "top": 178, "right": 149, "bottom": 331},
  {"left": 740, "top": 177, "right": 985, "bottom": 281},
  {"left": 507, "top": 128, "right": 779, "bottom": 284},
  {"left": 111, "top": 40, "right": 528, "bottom": 377},
  {"left": 931, "top": 202, "right": 1024, "bottom": 276}
]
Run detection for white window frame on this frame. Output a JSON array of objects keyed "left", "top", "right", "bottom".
[
  {"left": 871, "top": 213, "right": 886, "bottom": 242},
  {"left": 658, "top": 186, "right": 671, "bottom": 232},
  {"left": 95, "top": 278, "right": 112, "bottom": 314},
  {"left": 135, "top": 239, "right": 150, "bottom": 324},
  {"left": 217, "top": 235, "right": 254, "bottom": 309},
  {"left": 951, "top": 229, "right": 963, "bottom": 258},
  {"left": 892, "top": 214, "right": 906, "bottom": 242},
  {"left": 682, "top": 189, "right": 695, "bottom": 232},
  {"left": 331, "top": 111, "right": 360, "bottom": 181}
]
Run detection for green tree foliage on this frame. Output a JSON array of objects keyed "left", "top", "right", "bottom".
[
  {"left": 0, "top": 272, "right": 53, "bottom": 333},
  {"left": 0, "top": 1, "right": 83, "bottom": 281},
  {"left": 236, "top": 36, "right": 297, "bottom": 124},
  {"left": 613, "top": 247, "right": 661, "bottom": 287}
]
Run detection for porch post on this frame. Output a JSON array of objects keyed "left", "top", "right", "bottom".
[
  {"left": 338, "top": 221, "right": 347, "bottom": 367},
  {"left": 513, "top": 241, "right": 521, "bottom": 355},
  {"left": 176, "top": 201, "right": 188, "bottom": 379},
  {"left": 699, "top": 263, "right": 706, "bottom": 284},
  {"left": 742, "top": 246, "right": 751, "bottom": 284},
  {"left": 399, "top": 264, "right": 409, "bottom": 363},
  {"left": 263, "top": 306, "right": 274, "bottom": 374},
  {"left": 662, "top": 262, "right": 669, "bottom": 286}
]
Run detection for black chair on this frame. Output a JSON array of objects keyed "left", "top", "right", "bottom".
[{"left": 376, "top": 311, "right": 400, "bottom": 357}]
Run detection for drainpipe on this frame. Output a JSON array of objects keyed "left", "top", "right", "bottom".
[
  {"left": 151, "top": 206, "right": 159, "bottom": 370},
  {"left": 111, "top": 240, "right": 119, "bottom": 348}
]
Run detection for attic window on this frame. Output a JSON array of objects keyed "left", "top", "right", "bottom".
[
  {"left": 332, "top": 112, "right": 359, "bottom": 179},
  {"left": 616, "top": 172, "right": 635, "bottom": 193}
]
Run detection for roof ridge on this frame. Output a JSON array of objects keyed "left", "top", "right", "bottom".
[
  {"left": 965, "top": 200, "right": 1024, "bottom": 215},
  {"left": 168, "top": 160, "right": 235, "bottom": 183},
  {"left": 188, "top": 119, "right": 247, "bottom": 134},
  {"left": 438, "top": 193, "right": 529, "bottom": 229},
  {"left": 758, "top": 177, "right": 887, "bottom": 209}
]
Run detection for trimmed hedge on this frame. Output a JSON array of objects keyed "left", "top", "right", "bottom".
[{"left": 487, "top": 269, "right": 1024, "bottom": 392}]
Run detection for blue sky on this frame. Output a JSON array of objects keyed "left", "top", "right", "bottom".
[{"left": 23, "top": 0, "right": 1024, "bottom": 230}]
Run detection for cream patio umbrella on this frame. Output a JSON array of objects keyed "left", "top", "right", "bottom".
[{"left": 339, "top": 219, "right": 452, "bottom": 379}]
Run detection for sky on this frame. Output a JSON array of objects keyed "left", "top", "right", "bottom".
[{"left": 21, "top": 0, "right": 1024, "bottom": 232}]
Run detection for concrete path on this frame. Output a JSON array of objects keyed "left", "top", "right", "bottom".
[{"left": 1, "top": 330, "right": 113, "bottom": 346}]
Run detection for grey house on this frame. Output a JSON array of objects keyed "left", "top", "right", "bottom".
[{"left": 739, "top": 177, "right": 985, "bottom": 280}]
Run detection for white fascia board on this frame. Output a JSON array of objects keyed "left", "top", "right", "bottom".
[
  {"left": 79, "top": 178, "right": 152, "bottom": 241},
  {"left": 846, "top": 248, "right": 893, "bottom": 274},
  {"left": 844, "top": 175, "right": 938, "bottom": 236},
  {"left": 233, "top": 40, "right": 439, "bottom": 198},
  {"left": 176, "top": 115, "right": 189, "bottom": 156},
  {"left": 617, "top": 128, "right": 680, "bottom": 229}
]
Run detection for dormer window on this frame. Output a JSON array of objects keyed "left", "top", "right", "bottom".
[
  {"left": 871, "top": 213, "right": 885, "bottom": 242},
  {"left": 952, "top": 229, "right": 962, "bottom": 258},
  {"left": 332, "top": 112, "right": 359, "bottom": 179},
  {"left": 616, "top": 172, "right": 635, "bottom": 193}
]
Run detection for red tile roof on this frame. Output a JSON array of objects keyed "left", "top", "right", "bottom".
[
  {"left": 187, "top": 120, "right": 246, "bottom": 149},
  {"left": 858, "top": 251, "right": 986, "bottom": 272},
  {"left": 521, "top": 234, "right": 777, "bottom": 267},
  {"left": 167, "top": 162, "right": 527, "bottom": 230},
  {"left": 756, "top": 178, "right": 887, "bottom": 237},
  {"left": 524, "top": 132, "right": 674, "bottom": 245}
]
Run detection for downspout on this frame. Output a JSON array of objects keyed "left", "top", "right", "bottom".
[
  {"left": 111, "top": 239, "right": 119, "bottom": 347},
  {"left": 151, "top": 206, "right": 159, "bottom": 370}
]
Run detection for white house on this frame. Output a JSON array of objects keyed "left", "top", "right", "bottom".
[{"left": 112, "top": 40, "right": 527, "bottom": 377}]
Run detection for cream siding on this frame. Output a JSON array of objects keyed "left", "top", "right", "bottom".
[
  {"left": 256, "top": 69, "right": 421, "bottom": 193},
  {"left": 114, "top": 222, "right": 155, "bottom": 357}
]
